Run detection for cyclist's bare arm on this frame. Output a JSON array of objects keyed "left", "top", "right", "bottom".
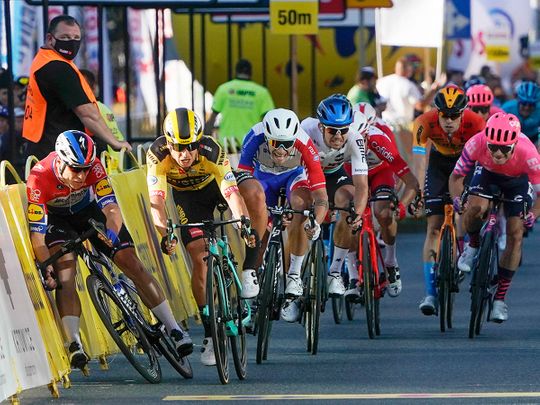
[
  {"left": 352, "top": 173, "right": 369, "bottom": 217},
  {"left": 225, "top": 189, "right": 250, "bottom": 221},
  {"left": 102, "top": 202, "right": 123, "bottom": 235},
  {"left": 30, "top": 232, "right": 51, "bottom": 264},
  {"left": 399, "top": 171, "right": 421, "bottom": 207},
  {"left": 150, "top": 195, "right": 168, "bottom": 237},
  {"left": 413, "top": 152, "right": 428, "bottom": 194},
  {"left": 448, "top": 172, "right": 465, "bottom": 201},
  {"left": 312, "top": 188, "right": 329, "bottom": 225}
]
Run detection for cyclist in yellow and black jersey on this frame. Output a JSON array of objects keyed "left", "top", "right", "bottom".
[{"left": 147, "top": 107, "right": 258, "bottom": 367}]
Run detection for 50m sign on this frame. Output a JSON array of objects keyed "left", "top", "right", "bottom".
[{"left": 270, "top": 0, "right": 318, "bottom": 35}]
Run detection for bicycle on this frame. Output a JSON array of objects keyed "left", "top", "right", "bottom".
[
  {"left": 464, "top": 188, "right": 525, "bottom": 339},
  {"left": 167, "top": 205, "right": 251, "bottom": 384},
  {"left": 424, "top": 194, "right": 461, "bottom": 332},
  {"left": 334, "top": 191, "right": 397, "bottom": 339},
  {"left": 40, "top": 219, "right": 193, "bottom": 384},
  {"left": 299, "top": 208, "right": 328, "bottom": 355}
]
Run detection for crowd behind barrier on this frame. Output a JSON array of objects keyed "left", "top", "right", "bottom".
[{"left": 0, "top": 146, "right": 229, "bottom": 401}]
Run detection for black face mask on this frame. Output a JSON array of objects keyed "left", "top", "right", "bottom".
[{"left": 53, "top": 37, "right": 81, "bottom": 60}]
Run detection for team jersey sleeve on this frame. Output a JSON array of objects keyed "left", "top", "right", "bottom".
[
  {"left": 86, "top": 159, "right": 118, "bottom": 209},
  {"left": 524, "top": 149, "right": 540, "bottom": 197},
  {"left": 412, "top": 115, "right": 428, "bottom": 155},
  {"left": 370, "top": 131, "right": 410, "bottom": 177},
  {"left": 298, "top": 135, "right": 326, "bottom": 190},
  {"left": 26, "top": 170, "right": 49, "bottom": 234},
  {"left": 349, "top": 134, "right": 368, "bottom": 176},
  {"left": 211, "top": 156, "right": 240, "bottom": 198},
  {"left": 452, "top": 135, "right": 480, "bottom": 177},
  {"left": 238, "top": 127, "right": 262, "bottom": 172},
  {"left": 146, "top": 143, "right": 170, "bottom": 200}
]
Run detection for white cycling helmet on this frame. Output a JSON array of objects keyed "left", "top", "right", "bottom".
[
  {"left": 352, "top": 110, "right": 370, "bottom": 135},
  {"left": 263, "top": 108, "right": 300, "bottom": 142},
  {"left": 354, "top": 102, "right": 377, "bottom": 126}
]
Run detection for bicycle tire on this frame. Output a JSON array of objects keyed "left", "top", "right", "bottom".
[
  {"left": 86, "top": 275, "right": 161, "bottom": 384},
  {"left": 468, "top": 231, "right": 495, "bottom": 338},
  {"left": 362, "top": 232, "right": 376, "bottom": 339},
  {"left": 228, "top": 264, "right": 248, "bottom": 380},
  {"left": 306, "top": 239, "right": 324, "bottom": 355},
  {"left": 332, "top": 296, "right": 344, "bottom": 324},
  {"left": 206, "top": 255, "right": 229, "bottom": 384},
  {"left": 475, "top": 232, "right": 497, "bottom": 336},
  {"left": 256, "top": 244, "right": 278, "bottom": 364},
  {"left": 155, "top": 334, "right": 193, "bottom": 379},
  {"left": 437, "top": 227, "right": 452, "bottom": 332}
]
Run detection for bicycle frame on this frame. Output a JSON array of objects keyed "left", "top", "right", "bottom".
[{"left": 435, "top": 203, "right": 457, "bottom": 266}]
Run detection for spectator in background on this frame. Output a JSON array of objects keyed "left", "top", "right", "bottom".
[
  {"left": 205, "top": 59, "right": 275, "bottom": 151},
  {"left": 22, "top": 14, "right": 130, "bottom": 160},
  {"left": 0, "top": 72, "right": 8, "bottom": 107},
  {"left": 0, "top": 106, "right": 9, "bottom": 161},
  {"left": 376, "top": 57, "right": 440, "bottom": 164},
  {"left": 80, "top": 69, "right": 125, "bottom": 161},
  {"left": 13, "top": 76, "right": 29, "bottom": 108},
  {"left": 347, "top": 66, "right": 379, "bottom": 106}
]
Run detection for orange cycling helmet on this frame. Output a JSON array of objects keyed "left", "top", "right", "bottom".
[{"left": 434, "top": 85, "right": 468, "bottom": 114}]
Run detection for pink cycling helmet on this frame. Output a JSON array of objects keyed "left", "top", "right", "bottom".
[
  {"left": 466, "top": 84, "right": 494, "bottom": 107},
  {"left": 485, "top": 112, "right": 521, "bottom": 145}
]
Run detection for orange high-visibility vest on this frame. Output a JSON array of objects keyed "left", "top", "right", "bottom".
[{"left": 23, "top": 48, "right": 97, "bottom": 143}]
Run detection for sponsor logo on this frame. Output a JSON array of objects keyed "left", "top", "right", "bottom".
[
  {"left": 95, "top": 179, "right": 113, "bottom": 197},
  {"left": 189, "top": 228, "right": 204, "bottom": 238},
  {"left": 27, "top": 203, "right": 46, "bottom": 223},
  {"left": 371, "top": 141, "right": 394, "bottom": 162},
  {"left": 337, "top": 175, "right": 349, "bottom": 184},
  {"left": 98, "top": 196, "right": 117, "bottom": 207},
  {"left": 92, "top": 164, "right": 105, "bottom": 178},
  {"left": 177, "top": 205, "right": 188, "bottom": 224},
  {"left": 224, "top": 171, "right": 235, "bottom": 182},
  {"left": 150, "top": 190, "right": 166, "bottom": 199},
  {"left": 30, "top": 224, "right": 45, "bottom": 233},
  {"left": 148, "top": 175, "right": 158, "bottom": 185},
  {"left": 29, "top": 188, "right": 41, "bottom": 202}
]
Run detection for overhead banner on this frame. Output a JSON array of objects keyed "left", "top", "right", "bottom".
[
  {"left": 270, "top": 0, "right": 319, "bottom": 35},
  {"left": 446, "top": 0, "right": 471, "bottom": 40},
  {"left": 378, "top": 0, "right": 444, "bottom": 47}
]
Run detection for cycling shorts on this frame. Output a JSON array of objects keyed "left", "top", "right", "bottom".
[
  {"left": 368, "top": 167, "right": 396, "bottom": 195},
  {"left": 253, "top": 166, "right": 310, "bottom": 207},
  {"left": 46, "top": 201, "right": 134, "bottom": 258},
  {"left": 424, "top": 149, "right": 461, "bottom": 217},
  {"left": 468, "top": 165, "right": 532, "bottom": 218},
  {"left": 325, "top": 167, "right": 353, "bottom": 204},
  {"left": 172, "top": 179, "right": 227, "bottom": 246}
]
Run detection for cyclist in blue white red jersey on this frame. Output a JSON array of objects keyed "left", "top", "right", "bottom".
[
  {"left": 237, "top": 108, "right": 328, "bottom": 322},
  {"left": 301, "top": 94, "right": 369, "bottom": 297},
  {"left": 26, "top": 130, "right": 193, "bottom": 370}
]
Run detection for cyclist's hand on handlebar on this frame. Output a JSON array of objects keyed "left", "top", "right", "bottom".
[
  {"left": 408, "top": 194, "right": 424, "bottom": 218},
  {"left": 240, "top": 216, "right": 259, "bottom": 248},
  {"left": 523, "top": 211, "right": 536, "bottom": 229},
  {"left": 348, "top": 213, "right": 363, "bottom": 231},
  {"left": 160, "top": 234, "right": 178, "bottom": 255},
  {"left": 304, "top": 220, "right": 321, "bottom": 240},
  {"left": 39, "top": 264, "right": 58, "bottom": 291},
  {"left": 452, "top": 196, "right": 463, "bottom": 214}
]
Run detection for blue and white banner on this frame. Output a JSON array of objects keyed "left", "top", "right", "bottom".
[{"left": 446, "top": 0, "right": 471, "bottom": 40}]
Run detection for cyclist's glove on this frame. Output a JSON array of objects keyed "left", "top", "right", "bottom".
[
  {"left": 106, "top": 228, "right": 120, "bottom": 247},
  {"left": 240, "top": 216, "right": 259, "bottom": 247},
  {"left": 523, "top": 211, "right": 536, "bottom": 229},
  {"left": 160, "top": 234, "right": 178, "bottom": 254},
  {"left": 304, "top": 220, "right": 321, "bottom": 240},
  {"left": 452, "top": 196, "right": 462, "bottom": 214}
]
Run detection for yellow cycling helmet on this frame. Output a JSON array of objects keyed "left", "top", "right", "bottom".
[
  {"left": 163, "top": 107, "right": 203, "bottom": 145},
  {"left": 434, "top": 85, "right": 468, "bottom": 114}
]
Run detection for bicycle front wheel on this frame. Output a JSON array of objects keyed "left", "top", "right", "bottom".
[
  {"left": 332, "top": 296, "right": 344, "bottom": 324},
  {"left": 155, "top": 333, "right": 193, "bottom": 379},
  {"left": 86, "top": 275, "right": 161, "bottom": 383},
  {"left": 361, "top": 232, "right": 376, "bottom": 339},
  {"left": 206, "top": 255, "right": 229, "bottom": 384},
  {"left": 228, "top": 264, "right": 248, "bottom": 380},
  {"left": 437, "top": 227, "right": 453, "bottom": 332},
  {"left": 304, "top": 239, "right": 324, "bottom": 355}
]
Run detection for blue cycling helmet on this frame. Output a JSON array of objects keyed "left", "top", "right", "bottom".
[
  {"left": 464, "top": 76, "right": 486, "bottom": 91},
  {"left": 316, "top": 94, "right": 353, "bottom": 127},
  {"left": 516, "top": 81, "right": 540, "bottom": 103}
]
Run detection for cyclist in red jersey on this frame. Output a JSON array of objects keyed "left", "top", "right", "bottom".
[
  {"left": 27, "top": 131, "right": 193, "bottom": 370},
  {"left": 412, "top": 86, "right": 485, "bottom": 315}
]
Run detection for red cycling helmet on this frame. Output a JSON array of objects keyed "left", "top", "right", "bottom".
[
  {"left": 485, "top": 112, "right": 521, "bottom": 146},
  {"left": 466, "top": 84, "right": 494, "bottom": 107}
]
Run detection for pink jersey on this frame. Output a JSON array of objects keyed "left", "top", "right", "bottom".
[{"left": 453, "top": 132, "right": 540, "bottom": 196}]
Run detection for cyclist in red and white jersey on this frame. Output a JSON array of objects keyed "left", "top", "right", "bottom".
[
  {"left": 345, "top": 104, "right": 420, "bottom": 298},
  {"left": 449, "top": 113, "right": 540, "bottom": 322},
  {"left": 27, "top": 131, "right": 193, "bottom": 370}
]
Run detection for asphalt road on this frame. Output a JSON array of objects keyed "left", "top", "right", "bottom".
[{"left": 15, "top": 228, "right": 540, "bottom": 404}]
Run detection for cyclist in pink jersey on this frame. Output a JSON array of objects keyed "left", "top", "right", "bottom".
[
  {"left": 466, "top": 84, "right": 503, "bottom": 122},
  {"left": 449, "top": 113, "right": 540, "bottom": 322}
]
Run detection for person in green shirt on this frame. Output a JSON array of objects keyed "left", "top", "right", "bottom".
[
  {"left": 346, "top": 66, "right": 379, "bottom": 106},
  {"left": 80, "top": 69, "right": 125, "bottom": 166},
  {"left": 205, "top": 59, "right": 275, "bottom": 150}
]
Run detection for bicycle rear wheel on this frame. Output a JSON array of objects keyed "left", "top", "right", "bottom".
[
  {"left": 361, "top": 232, "right": 376, "bottom": 339},
  {"left": 206, "top": 256, "right": 229, "bottom": 384},
  {"left": 228, "top": 264, "right": 248, "bottom": 380},
  {"left": 86, "top": 275, "right": 161, "bottom": 383},
  {"left": 256, "top": 244, "right": 279, "bottom": 364}
]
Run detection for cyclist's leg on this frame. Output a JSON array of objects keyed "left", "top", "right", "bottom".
[
  {"left": 491, "top": 174, "right": 531, "bottom": 322},
  {"left": 459, "top": 166, "right": 491, "bottom": 272},
  {"left": 45, "top": 214, "right": 89, "bottom": 369}
]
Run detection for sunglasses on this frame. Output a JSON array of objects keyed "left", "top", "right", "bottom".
[
  {"left": 519, "top": 102, "right": 536, "bottom": 108},
  {"left": 487, "top": 142, "right": 515, "bottom": 155},
  {"left": 438, "top": 111, "right": 462, "bottom": 120},
  {"left": 471, "top": 106, "right": 490, "bottom": 114},
  {"left": 68, "top": 165, "right": 91, "bottom": 173},
  {"left": 267, "top": 139, "right": 295, "bottom": 150},
  {"left": 169, "top": 141, "right": 200, "bottom": 152},
  {"left": 325, "top": 126, "right": 350, "bottom": 136}
]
